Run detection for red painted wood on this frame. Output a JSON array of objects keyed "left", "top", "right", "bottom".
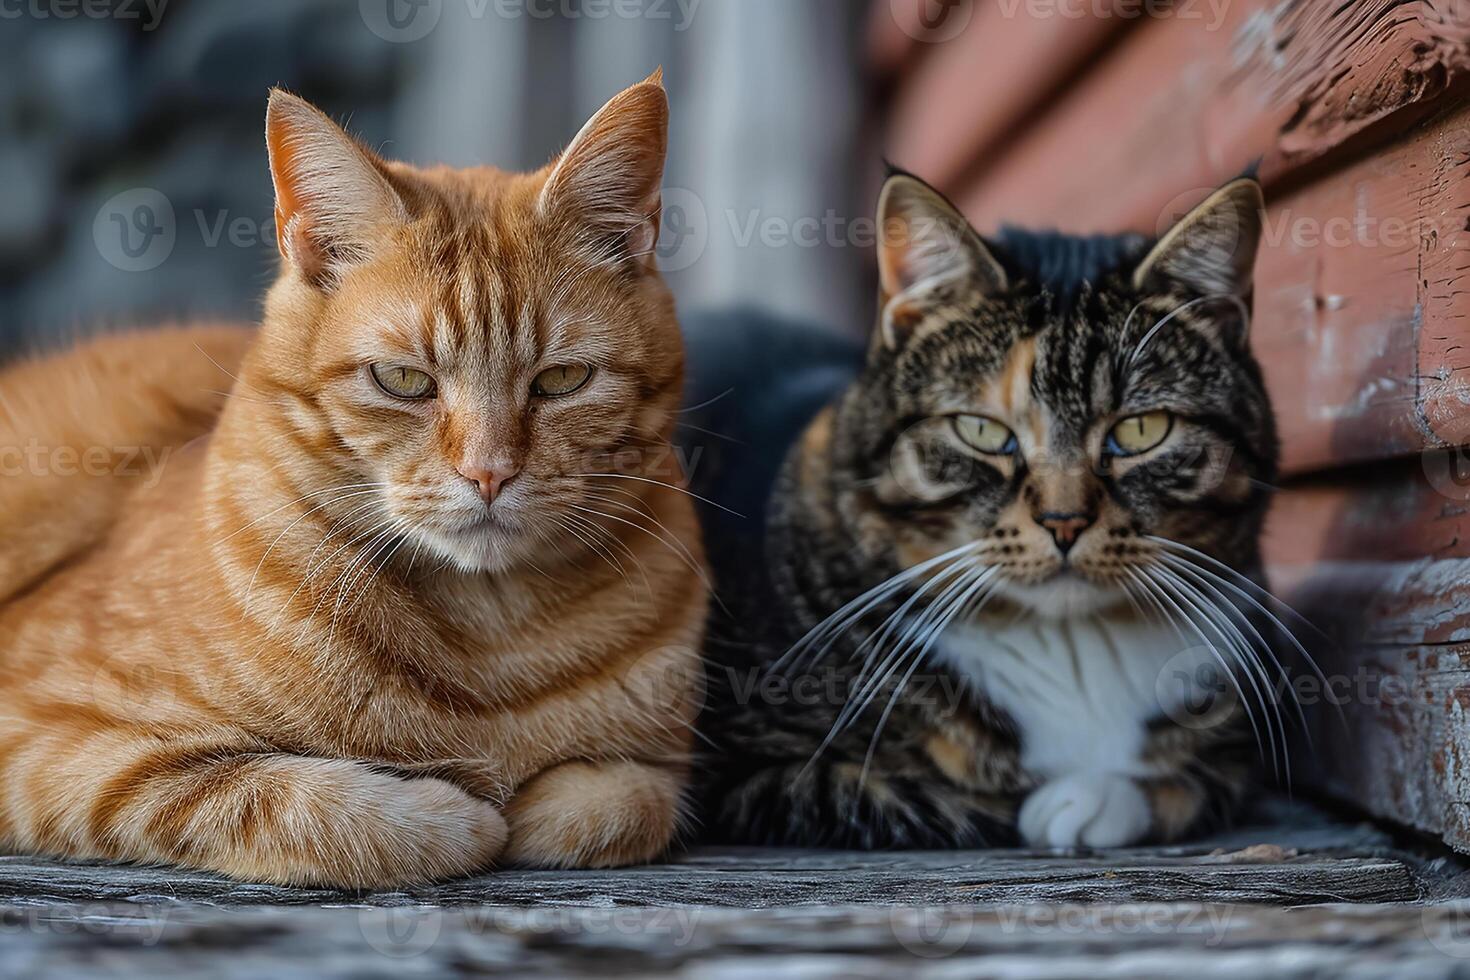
[
  {"left": 1252, "top": 103, "right": 1470, "bottom": 475},
  {"left": 881, "top": 11, "right": 1126, "bottom": 189},
  {"left": 946, "top": 0, "right": 1470, "bottom": 235}
]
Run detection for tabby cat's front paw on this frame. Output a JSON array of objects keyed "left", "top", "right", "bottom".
[{"left": 1019, "top": 773, "right": 1151, "bottom": 848}]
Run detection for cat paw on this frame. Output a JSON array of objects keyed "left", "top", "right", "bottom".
[
  {"left": 503, "top": 760, "right": 682, "bottom": 869},
  {"left": 1019, "top": 773, "right": 1151, "bottom": 849}
]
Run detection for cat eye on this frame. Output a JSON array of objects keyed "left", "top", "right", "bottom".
[
  {"left": 370, "top": 364, "right": 437, "bottom": 400},
  {"left": 952, "top": 415, "right": 1017, "bottom": 455},
  {"left": 1107, "top": 411, "right": 1173, "bottom": 456},
  {"left": 532, "top": 364, "right": 593, "bottom": 397}
]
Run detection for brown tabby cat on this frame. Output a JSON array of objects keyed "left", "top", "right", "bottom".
[
  {"left": 698, "top": 173, "right": 1277, "bottom": 849},
  {"left": 0, "top": 72, "right": 707, "bottom": 887}
]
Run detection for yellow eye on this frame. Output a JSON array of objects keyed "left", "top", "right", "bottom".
[
  {"left": 370, "top": 364, "right": 436, "bottom": 399},
  {"left": 532, "top": 364, "right": 592, "bottom": 397},
  {"left": 952, "top": 415, "right": 1017, "bottom": 455},
  {"left": 1108, "top": 411, "right": 1173, "bottom": 455}
]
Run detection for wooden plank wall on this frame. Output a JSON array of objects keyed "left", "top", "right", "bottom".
[{"left": 870, "top": 0, "right": 1470, "bottom": 850}]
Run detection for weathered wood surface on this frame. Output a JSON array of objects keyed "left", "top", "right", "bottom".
[
  {"left": 1250, "top": 101, "right": 1470, "bottom": 475},
  {"left": 1264, "top": 467, "right": 1470, "bottom": 853},
  {"left": 949, "top": 0, "right": 1470, "bottom": 233},
  {"left": 0, "top": 847, "right": 1419, "bottom": 911},
  {"left": 0, "top": 804, "right": 1456, "bottom": 979},
  {"left": 9, "top": 901, "right": 1470, "bottom": 979}
]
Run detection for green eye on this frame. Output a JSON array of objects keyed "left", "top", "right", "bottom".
[
  {"left": 952, "top": 415, "right": 1017, "bottom": 455},
  {"left": 532, "top": 364, "right": 592, "bottom": 397},
  {"left": 1108, "top": 411, "right": 1173, "bottom": 455},
  {"left": 370, "top": 364, "right": 436, "bottom": 399}
]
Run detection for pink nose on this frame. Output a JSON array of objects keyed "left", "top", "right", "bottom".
[{"left": 458, "top": 460, "right": 521, "bottom": 505}]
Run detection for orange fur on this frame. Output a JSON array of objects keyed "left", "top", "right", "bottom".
[{"left": 0, "top": 75, "right": 706, "bottom": 887}]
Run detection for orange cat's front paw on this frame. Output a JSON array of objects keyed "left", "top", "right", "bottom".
[{"left": 502, "top": 760, "right": 683, "bottom": 869}]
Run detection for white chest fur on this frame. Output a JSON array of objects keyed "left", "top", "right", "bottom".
[{"left": 936, "top": 611, "right": 1211, "bottom": 781}]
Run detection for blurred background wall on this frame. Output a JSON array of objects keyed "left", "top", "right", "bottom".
[{"left": 0, "top": 0, "right": 869, "bottom": 351}]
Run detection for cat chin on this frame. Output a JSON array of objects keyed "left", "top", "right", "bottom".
[
  {"left": 993, "top": 573, "right": 1131, "bottom": 619},
  {"left": 415, "top": 525, "right": 532, "bottom": 576}
]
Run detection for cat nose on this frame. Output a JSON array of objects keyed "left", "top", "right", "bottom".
[
  {"left": 458, "top": 459, "right": 521, "bottom": 505},
  {"left": 1038, "top": 511, "right": 1094, "bottom": 556}
]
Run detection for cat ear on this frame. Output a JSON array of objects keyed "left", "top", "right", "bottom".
[
  {"left": 539, "top": 69, "right": 668, "bottom": 271},
  {"left": 876, "top": 173, "right": 1007, "bottom": 349},
  {"left": 1133, "top": 178, "right": 1263, "bottom": 297},
  {"left": 265, "top": 89, "right": 407, "bottom": 286}
]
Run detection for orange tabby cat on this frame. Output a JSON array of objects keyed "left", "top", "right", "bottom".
[{"left": 0, "top": 72, "right": 708, "bottom": 887}]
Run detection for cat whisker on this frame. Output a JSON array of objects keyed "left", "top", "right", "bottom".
[
  {"left": 858, "top": 568, "right": 1002, "bottom": 790},
  {"left": 768, "top": 540, "right": 987, "bottom": 676},
  {"left": 1146, "top": 536, "right": 1339, "bottom": 729},
  {"left": 218, "top": 482, "right": 390, "bottom": 544},
  {"left": 566, "top": 503, "right": 715, "bottom": 597},
  {"left": 193, "top": 341, "right": 273, "bottom": 401},
  {"left": 839, "top": 563, "right": 993, "bottom": 744},
  {"left": 262, "top": 497, "right": 388, "bottom": 631},
  {"left": 1151, "top": 564, "right": 1290, "bottom": 787},
  {"left": 1128, "top": 567, "right": 1276, "bottom": 781},
  {"left": 1126, "top": 293, "right": 1250, "bottom": 369},
  {"left": 242, "top": 487, "right": 390, "bottom": 615},
  {"left": 310, "top": 517, "right": 407, "bottom": 647},
  {"left": 579, "top": 489, "right": 701, "bottom": 571},
  {"left": 1159, "top": 554, "right": 1311, "bottom": 739},
  {"left": 327, "top": 519, "right": 413, "bottom": 646},
  {"left": 578, "top": 472, "right": 746, "bottom": 518},
  {"left": 679, "top": 387, "right": 735, "bottom": 415},
  {"left": 805, "top": 560, "right": 989, "bottom": 770},
  {"left": 1146, "top": 536, "right": 1330, "bottom": 644},
  {"left": 276, "top": 510, "right": 399, "bottom": 639},
  {"left": 822, "top": 560, "right": 979, "bottom": 742}
]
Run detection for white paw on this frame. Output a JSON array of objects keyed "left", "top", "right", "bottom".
[{"left": 1019, "top": 773, "right": 1151, "bottom": 849}]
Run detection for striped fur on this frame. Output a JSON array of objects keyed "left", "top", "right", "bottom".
[{"left": 0, "top": 75, "right": 707, "bottom": 887}]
